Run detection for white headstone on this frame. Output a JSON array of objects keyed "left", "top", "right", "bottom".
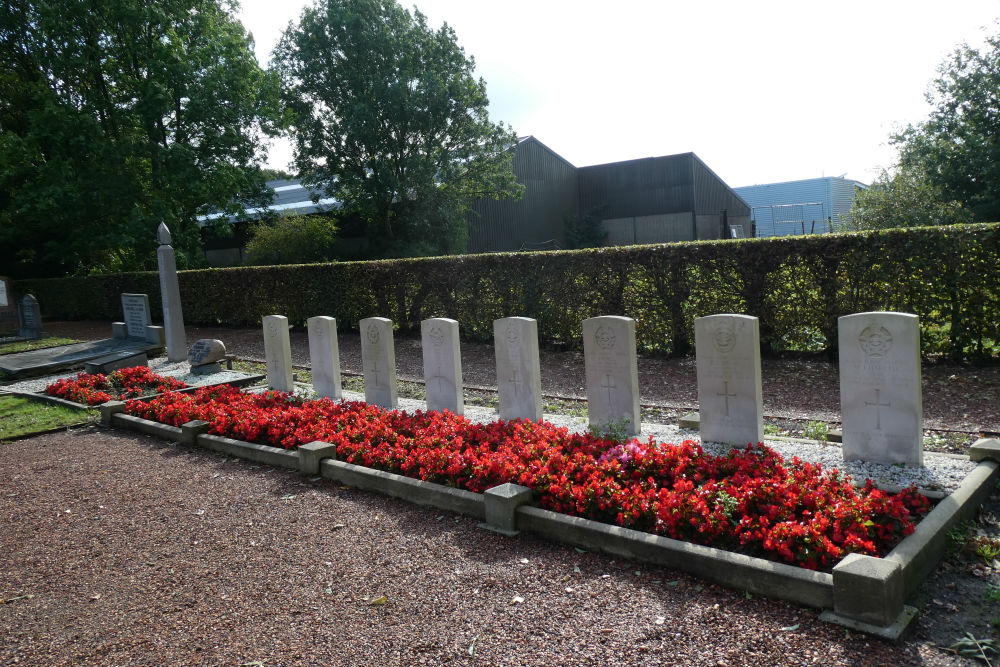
[
  {"left": 493, "top": 317, "right": 542, "bottom": 421},
  {"left": 583, "top": 316, "right": 641, "bottom": 436},
  {"left": 308, "top": 316, "right": 342, "bottom": 400},
  {"left": 695, "top": 314, "right": 764, "bottom": 447},
  {"left": 360, "top": 317, "right": 397, "bottom": 409},
  {"left": 121, "top": 293, "right": 151, "bottom": 339},
  {"left": 0, "top": 277, "right": 7, "bottom": 307},
  {"left": 156, "top": 223, "right": 186, "bottom": 362},
  {"left": 421, "top": 318, "right": 463, "bottom": 415},
  {"left": 263, "top": 315, "right": 294, "bottom": 392},
  {"left": 838, "top": 312, "right": 923, "bottom": 466}
]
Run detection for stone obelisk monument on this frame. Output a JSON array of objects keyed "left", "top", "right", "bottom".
[{"left": 156, "top": 223, "right": 187, "bottom": 362}]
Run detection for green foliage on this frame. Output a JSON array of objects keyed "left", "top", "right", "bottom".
[
  {"left": 949, "top": 633, "right": 998, "bottom": 665},
  {"left": 272, "top": 0, "right": 522, "bottom": 258},
  {"left": 244, "top": 214, "right": 340, "bottom": 265},
  {"left": 0, "top": 0, "right": 283, "bottom": 278},
  {"left": 564, "top": 207, "right": 609, "bottom": 249},
  {"left": 803, "top": 421, "right": 829, "bottom": 442},
  {"left": 588, "top": 418, "right": 632, "bottom": 444},
  {"left": 14, "top": 223, "right": 1000, "bottom": 363},
  {"left": 893, "top": 27, "right": 1000, "bottom": 221},
  {"left": 848, "top": 167, "right": 974, "bottom": 231},
  {"left": 0, "top": 395, "right": 96, "bottom": 440}
]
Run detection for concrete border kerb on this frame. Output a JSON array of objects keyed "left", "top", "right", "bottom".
[{"left": 100, "top": 408, "right": 999, "bottom": 640}]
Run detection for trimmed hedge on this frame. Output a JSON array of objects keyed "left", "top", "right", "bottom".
[{"left": 16, "top": 223, "right": 1000, "bottom": 361}]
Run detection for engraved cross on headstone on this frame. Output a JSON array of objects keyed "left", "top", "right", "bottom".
[
  {"left": 370, "top": 360, "right": 381, "bottom": 388},
  {"left": 508, "top": 369, "right": 522, "bottom": 396},
  {"left": 431, "top": 363, "right": 447, "bottom": 392},
  {"left": 865, "top": 388, "right": 891, "bottom": 430},
  {"left": 601, "top": 373, "right": 616, "bottom": 403},
  {"left": 717, "top": 380, "right": 737, "bottom": 417}
]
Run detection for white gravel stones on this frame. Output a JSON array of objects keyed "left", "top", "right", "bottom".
[{"left": 1, "top": 356, "right": 254, "bottom": 394}]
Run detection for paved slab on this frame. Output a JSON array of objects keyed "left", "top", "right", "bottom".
[{"left": 0, "top": 338, "right": 162, "bottom": 380}]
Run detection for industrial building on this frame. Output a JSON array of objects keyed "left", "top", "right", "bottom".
[
  {"left": 467, "top": 137, "right": 751, "bottom": 252},
  {"left": 734, "top": 176, "right": 867, "bottom": 237}
]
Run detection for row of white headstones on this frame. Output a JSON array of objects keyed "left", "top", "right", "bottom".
[{"left": 262, "top": 310, "right": 923, "bottom": 468}]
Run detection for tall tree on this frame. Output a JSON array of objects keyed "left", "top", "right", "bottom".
[
  {"left": 272, "top": 0, "right": 521, "bottom": 257},
  {"left": 847, "top": 166, "right": 973, "bottom": 231},
  {"left": 892, "top": 26, "right": 1000, "bottom": 221},
  {"left": 0, "top": 0, "right": 282, "bottom": 278}
]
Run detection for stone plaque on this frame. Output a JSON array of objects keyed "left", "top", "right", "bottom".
[
  {"left": 308, "top": 316, "right": 342, "bottom": 400},
  {"left": 493, "top": 317, "right": 542, "bottom": 421},
  {"left": 360, "top": 317, "right": 398, "bottom": 409},
  {"left": 838, "top": 312, "right": 923, "bottom": 466},
  {"left": 262, "top": 315, "right": 294, "bottom": 392},
  {"left": 583, "top": 316, "right": 640, "bottom": 436},
  {"left": 695, "top": 314, "right": 764, "bottom": 447},
  {"left": 188, "top": 339, "right": 226, "bottom": 366},
  {"left": 121, "top": 293, "right": 151, "bottom": 339},
  {"left": 421, "top": 317, "right": 463, "bottom": 415}
]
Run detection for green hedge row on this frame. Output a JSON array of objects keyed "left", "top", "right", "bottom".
[{"left": 16, "top": 223, "right": 1000, "bottom": 362}]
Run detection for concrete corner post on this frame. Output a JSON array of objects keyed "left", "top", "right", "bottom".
[
  {"left": 180, "top": 420, "right": 212, "bottom": 446},
  {"left": 480, "top": 483, "right": 533, "bottom": 536},
  {"left": 100, "top": 401, "right": 127, "bottom": 425},
  {"left": 299, "top": 441, "right": 338, "bottom": 475},
  {"left": 831, "top": 553, "right": 903, "bottom": 627}
]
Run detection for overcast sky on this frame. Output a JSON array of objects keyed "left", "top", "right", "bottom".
[{"left": 239, "top": 0, "right": 998, "bottom": 187}]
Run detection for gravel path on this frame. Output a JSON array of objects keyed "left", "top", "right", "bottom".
[{"left": 0, "top": 427, "right": 963, "bottom": 666}]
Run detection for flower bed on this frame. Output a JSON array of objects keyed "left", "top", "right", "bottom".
[
  {"left": 46, "top": 367, "right": 188, "bottom": 405},
  {"left": 126, "top": 385, "right": 931, "bottom": 571}
]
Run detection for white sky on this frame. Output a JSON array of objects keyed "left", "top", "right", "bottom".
[{"left": 239, "top": 0, "right": 998, "bottom": 187}]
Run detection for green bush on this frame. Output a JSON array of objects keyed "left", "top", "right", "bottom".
[
  {"left": 15, "top": 222, "right": 1000, "bottom": 362},
  {"left": 244, "top": 214, "right": 340, "bottom": 265}
]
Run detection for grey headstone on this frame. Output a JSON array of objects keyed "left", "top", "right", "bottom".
[
  {"left": 121, "top": 293, "right": 151, "bottom": 339},
  {"left": 360, "top": 317, "right": 398, "bottom": 409},
  {"left": 308, "top": 316, "right": 342, "bottom": 400},
  {"left": 263, "top": 315, "right": 294, "bottom": 392},
  {"left": 838, "top": 312, "right": 923, "bottom": 466},
  {"left": 421, "top": 317, "right": 463, "bottom": 415},
  {"left": 18, "top": 294, "right": 42, "bottom": 339},
  {"left": 493, "top": 317, "right": 542, "bottom": 421},
  {"left": 695, "top": 314, "right": 764, "bottom": 447},
  {"left": 188, "top": 339, "right": 226, "bottom": 365},
  {"left": 156, "top": 223, "right": 186, "bottom": 362},
  {"left": 0, "top": 276, "right": 8, "bottom": 308},
  {"left": 583, "top": 315, "right": 640, "bottom": 436}
]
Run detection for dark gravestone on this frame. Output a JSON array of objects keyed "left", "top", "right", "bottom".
[
  {"left": 18, "top": 294, "right": 41, "bottom": 339},
  {"left": 84, "top": 350, "right": 148, "bottom": 375}
]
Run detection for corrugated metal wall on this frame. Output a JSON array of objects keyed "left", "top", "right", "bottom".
[
  {"left": 466, "top": 137, "right": 579, "bottom": 252},
  {"left": 578, "top": 154, "right": 695, "bottom": 219},
  {"left": 734, "top": 177, "right": 867, "bottom": 237},
  {"left": 691, "top": 156, "right": 752, "bottom": 238}
]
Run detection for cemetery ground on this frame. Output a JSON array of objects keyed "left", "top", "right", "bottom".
[{"left": 1, "top": 321, "right": 999, "bottom": 665}]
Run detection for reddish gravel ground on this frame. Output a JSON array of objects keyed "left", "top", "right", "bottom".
[{"left": 0, "top": 427, "right": 967, "bottom": 667}]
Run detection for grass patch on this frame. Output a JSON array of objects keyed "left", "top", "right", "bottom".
[
  {"left": 0, "top": 337, "right": 81, "bottom": 355},
  {"left": 0, "top": 395, "right": 97, "bottom": 441}
]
